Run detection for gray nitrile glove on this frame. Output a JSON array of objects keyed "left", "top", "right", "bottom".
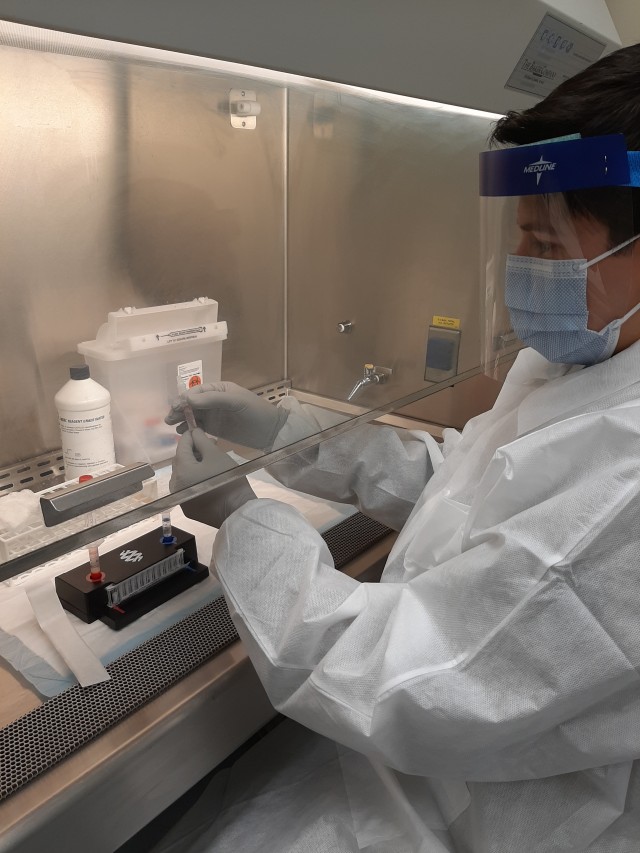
[
  {"left": 169, "top": 429, "right": 257, "bottom": 528},
  {"left": 169, "top": 428, "right": 236, "bottom": 492},
  {"left": 165, "top": 382, "right": 289, "bottom": 451}
]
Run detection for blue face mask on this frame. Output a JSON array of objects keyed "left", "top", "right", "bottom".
[{"left": 505, "top": 234, "right": 640, "bottom": 365}]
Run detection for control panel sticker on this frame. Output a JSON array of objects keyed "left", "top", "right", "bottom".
[{"left": 432, "top": 315, "right": 461, "bottom": 330}]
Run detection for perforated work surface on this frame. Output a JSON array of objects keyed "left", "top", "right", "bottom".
[
  {"left": 323, "top": 513, "right": 391, "bottom": 569},
  {"left": 0, "top": 512, "right": 391, "bottom": 801}
]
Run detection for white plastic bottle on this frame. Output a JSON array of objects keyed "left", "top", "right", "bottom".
[{"left": 55, "top": 365, "right": 116, "bottom": 479}]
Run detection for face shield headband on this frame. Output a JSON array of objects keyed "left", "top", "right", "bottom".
[{"left": 479, "top": 134, "right": 640, "bottom": 372}]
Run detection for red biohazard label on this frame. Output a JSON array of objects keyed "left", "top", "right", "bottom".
[{"left": 188, "top": 375, "right": 202, "bottom": 388}]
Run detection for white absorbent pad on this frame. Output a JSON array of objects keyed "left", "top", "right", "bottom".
[{"left": 0, "top": 467, "right": 354, "bottom": 697}]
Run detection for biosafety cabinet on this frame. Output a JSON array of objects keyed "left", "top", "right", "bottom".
[
  {"left": 0, "top": 19, "right": 503, "bottom": 563},
  {"left": 0, "top": 5, "right": 621, "bottom": 851}
]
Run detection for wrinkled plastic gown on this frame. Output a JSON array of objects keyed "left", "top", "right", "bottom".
[{"left": 160, "top": 343, "right": 640, "bottom": 853}]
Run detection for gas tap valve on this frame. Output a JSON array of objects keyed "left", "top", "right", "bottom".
[{"left": 347, "top": 363, "right": 393, "bottom": 401}]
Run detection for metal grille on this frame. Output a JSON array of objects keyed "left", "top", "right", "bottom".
[
  {"left": 0, "top": 450, "right": 66, "bottom": 495},
  {"left": 0, "top": 596, "right": 237, "bottom": 801},
  {"left": 323, "top": 513, "right": 392, "bottom": 569},
  {"left": 251, "top": 379, "right": 291, "bottom": 402},
  {"left": 0, "top": 512, "right": 392, "bottom": 801}
]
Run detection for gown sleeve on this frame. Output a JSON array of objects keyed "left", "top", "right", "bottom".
[
  {"left": 267, "top": 397, "right": 444, "bottom": 531},
  {"left": 213, "top": 407, "right": 640, "bottom": 782}
]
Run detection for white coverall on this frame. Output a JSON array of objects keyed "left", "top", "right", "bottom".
[{"left": 209, "top": 342, "right": 640, "bottom": 853}]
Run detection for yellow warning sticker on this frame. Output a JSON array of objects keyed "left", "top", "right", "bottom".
[{"left": 432, "top": 315, "right": 461, "bottom": 330}]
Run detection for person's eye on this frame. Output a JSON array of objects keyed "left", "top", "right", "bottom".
[
  {"left": 535, "top": 241, "right": 553, "bottom": 256},
  {"left": 532, "top": 236, "right": 557, "bottom": 257}
]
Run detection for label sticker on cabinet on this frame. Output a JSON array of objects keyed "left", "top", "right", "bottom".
[
  {"left": 177, "top": 361, "right": 203, "bottom": 392},
  {"left": 432, "top": 316, "right": 460, "bottom": 330}
]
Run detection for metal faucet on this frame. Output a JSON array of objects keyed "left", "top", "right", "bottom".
[{"left": 347, "top": 363, "right": 393, "bottom": 401}]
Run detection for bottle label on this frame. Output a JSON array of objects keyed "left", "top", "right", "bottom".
[{"left": 58, "top": 404, "right": 116, "bottom": 477}]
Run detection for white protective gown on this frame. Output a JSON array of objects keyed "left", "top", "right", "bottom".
[{"left": 210, "top": 343, "right": 640, "bottom": 853}]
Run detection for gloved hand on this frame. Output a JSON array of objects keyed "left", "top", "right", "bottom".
[
  {"left": 169, "top": 428, "right": 236, "bottom": 492},
  {"left": 165, "top": 382, "right": 289, "bottom": 451},
  {"left": 169, "top": 428, "right": 257, "bottom": 528}
]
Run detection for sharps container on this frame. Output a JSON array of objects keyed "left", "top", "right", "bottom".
[{"left": 78, "top": 298, "right": 228, "bottom": 465}]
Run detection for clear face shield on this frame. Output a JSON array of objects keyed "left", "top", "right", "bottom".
[{"left": 480, "top": 134, "right": 640, "bottom": 375}]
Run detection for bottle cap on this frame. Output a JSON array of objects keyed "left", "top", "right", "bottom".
[{"left": 69, "top": 365, "right": 90, "bottom": 380}]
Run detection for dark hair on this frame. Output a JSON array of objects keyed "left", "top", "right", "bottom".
[{"left": 491, "top": 43, "right": 640, "bottom": 247}]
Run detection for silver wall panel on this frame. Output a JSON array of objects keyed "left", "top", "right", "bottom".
[
  {"left": 0, "top": 31, "right": 498, "bottom": 473},
  {"left": 124, "top": 63, "right": 286, "bottom": 391},
  {"left": 0, "top": 43, "right": 285, "bottom": 468},
  {"left": 286, "top": 90, "right": 495, "bottom": 412},
  {"left": 0, "top": 48, "right": 123, "bottom": 467}
]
